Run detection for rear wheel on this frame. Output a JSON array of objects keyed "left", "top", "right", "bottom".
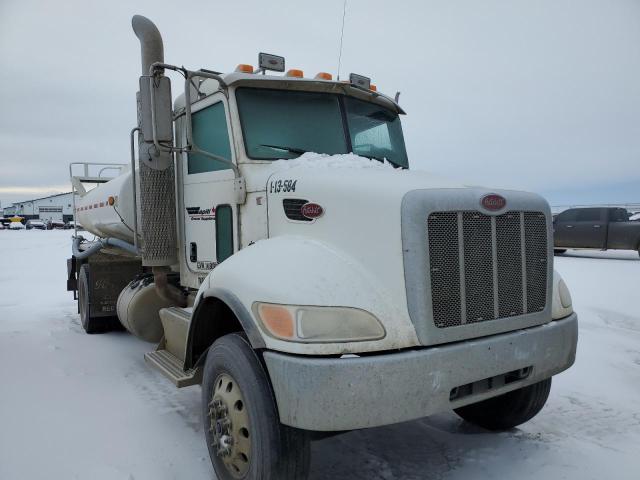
[
  {"left": 554, "top": 249, "right": 567, "bottom": 255},
  {"left": 454, "top": 378, "right": 552, "bottom": 431},
  {"left": 202, "top": 333, "right": 310, "bottom": 480},
  {"left": 77, "top": 264, "right": 118, "bottom": 334}
]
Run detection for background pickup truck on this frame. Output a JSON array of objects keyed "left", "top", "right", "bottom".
[{"left": 553, "top": 207, "right": 640, "bottom": 256}]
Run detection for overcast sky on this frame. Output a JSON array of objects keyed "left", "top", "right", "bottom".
[{"left": 0, "top": 0, "right": 638, "bottom": 207}]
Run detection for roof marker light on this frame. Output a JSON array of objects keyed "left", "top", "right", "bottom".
[
  {"left": 315, "top": 72, "right": 333, "bottom": 80},
  {"left": 235, "top": 64, "right": 254, "bottom": 73},
  {"left": 286, "top": 69, "right": 304, "bottom": 78}
]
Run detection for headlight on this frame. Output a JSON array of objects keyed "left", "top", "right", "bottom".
[
  {"left": 253, "top": 303, "right": 386, "bottom": 343},
  {"left": 558, "top": 278, "right": 572, "bottom": 309},
  {"left": 552, "top": 270, "right": 574, "bottom": 319}
]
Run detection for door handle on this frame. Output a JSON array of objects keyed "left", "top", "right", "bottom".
[
  {"left": 566, "top": 225, "right": 574, "bottom": 228},
  {"left": 593, "top": 225, "right": 601, "bottom": 229},
  {"left": 190, "top": 242, "right": 197, "bottom": 262}
]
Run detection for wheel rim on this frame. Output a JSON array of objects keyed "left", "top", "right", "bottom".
[{"left": 208, "top": 373, "right": 251, "bottom": 478}]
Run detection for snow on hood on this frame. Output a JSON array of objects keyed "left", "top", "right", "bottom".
[
  {"left": 270, "top": 152, "right": 399, "bottom": 171},
  {"left": 245, "top": 151, "right": 466, "bottom": 193}
]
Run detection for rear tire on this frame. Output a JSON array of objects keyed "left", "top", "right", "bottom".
[
  {"left": 554, "top": 249, "right": 567, "bottom": 255},
  {"left": 202, "top": 333, "right": 310, "bottom": 480},
  {"left": 454, "top": 378, "right": 552, "bottom": 431},
  {"left": 77, "top": 264, "right": 118, "bottom": 334}
]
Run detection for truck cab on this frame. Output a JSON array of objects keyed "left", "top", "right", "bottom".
[
  {"left": 173, "top": 72, "right": 409, "bottom": 290},
  {"left": 67, "top": 16, "right": 578, "bottom": 480}
]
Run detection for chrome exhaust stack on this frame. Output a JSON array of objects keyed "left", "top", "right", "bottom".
[
  {"left": 131, "top": 15, "right": 177, "bottom": 268},
  {"left": 132, "top": 15, "right": 164, "bottom": 75}
]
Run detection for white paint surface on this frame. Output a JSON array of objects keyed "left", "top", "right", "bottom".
[{"left": 0, "top": 230, "right": 639, "bottom": 479}]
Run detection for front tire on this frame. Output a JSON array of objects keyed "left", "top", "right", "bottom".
[
  {"left": 554, "top": 249, "right": 567, "bottom": 255},
  {"left": 202, "top": 333, "right": 310, "bottom": 480},
  {"left": 454, "top": 378, "right": 552, "bottom": 431}
]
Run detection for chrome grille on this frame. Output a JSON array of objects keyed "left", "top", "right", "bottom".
[
  {"left": 525, "top": 212, "right": 548, "bottom": 313},
  {"left": 427, "top": 211, "right": 548, "bottom": 328},
  {"left": 496, "top": 213, "right": 524, "bottom": 317},
  {"left": 462, "top": 212, "right": 494, "bottom": 323},
  {"left": 427, "top": 213, "right": 461, "bottom": 328}
]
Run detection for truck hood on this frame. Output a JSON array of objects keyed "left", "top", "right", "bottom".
[
  {"left": 262, "top": 157, "right": 473, "bottom": 341},
  {"left": 209, "top": 153, "right": 553, "bottom": 355},
  {"left": 249, "top": 153, "right": 464, "bottom": 193}
]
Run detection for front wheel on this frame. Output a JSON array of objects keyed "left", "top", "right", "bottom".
[
  {"left": 554, "top": 249, "right": 567, "bottom": 255},
  {"left": 454, "top": 378, "right": 552, "bottom": 431},
  {"left": 202, "top": 333, "right": 310, "bottom": 480}
]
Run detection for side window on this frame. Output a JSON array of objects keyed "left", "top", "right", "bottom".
[
  {"left": 575, "top": 208, "right": 602, "bottom": 222},
  {"left": 344, "top": 96, "right": 408, "bottom": 168},
  {"left": 610, "top": 209, "right": 629, "bottom": 222},
  {"left": 188, "top": 102, "right": 232, "bottom": 174},
  {"left": 353, "top": 123, "right": 392, "bottom": 152},
  {"left": 216, "top": 205, "right": 234, "bottom": 263},
  {"left": 556, "top": 209, "right": 577, "bottom": 222}
]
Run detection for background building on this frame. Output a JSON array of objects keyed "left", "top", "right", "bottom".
[{"left": 2, "top": 192, "right": 77, "bottom": 223}]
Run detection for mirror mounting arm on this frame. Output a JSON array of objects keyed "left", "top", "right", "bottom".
[{"left": 146, "top": 62, "right": 245, "bottom": 204}]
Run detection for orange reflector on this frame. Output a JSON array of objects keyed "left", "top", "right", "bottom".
[
  {"left": 370, "top": 84, "right": 377, "bottom": 92},
  {"left": 286, "top": 69, "right": 304, "bottom": 78},
  {"left": 107, "top": 196, "right": 115, "bottom": 206},
  {"left": 235, "top": 64, "right": 254, "bottom": 73},
  {"left": 315, "top": 72, "right": 333, "bottom": 80},
  {"left": 258, "top": 304, "right": 295, "bottom": 339}
]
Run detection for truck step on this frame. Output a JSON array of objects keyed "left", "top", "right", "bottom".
[
  {"left": 159, "top": 307, "right": 192, "bottom": 361},
  {"left": 144, "top": 349, "right": 202, "bottom": 388}
]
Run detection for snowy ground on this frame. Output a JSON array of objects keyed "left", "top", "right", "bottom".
[{"left": 1, "top": 230, "right": 639, "bottom": 480}]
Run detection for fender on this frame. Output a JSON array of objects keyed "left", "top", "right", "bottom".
[
  {"left": 186, "top": 235, "right": 418, "bottom": 359},
  {"left": 185, "top": 287, "right": 267, "bottom": 369}
]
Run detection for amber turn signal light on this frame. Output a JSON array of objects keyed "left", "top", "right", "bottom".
[{"left": 257, "top": 304, "right": 295, "bottom": 339}]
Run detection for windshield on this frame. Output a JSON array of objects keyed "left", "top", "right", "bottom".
[{"left": 236, "top": 88, "right": 408, "bottom": 168}]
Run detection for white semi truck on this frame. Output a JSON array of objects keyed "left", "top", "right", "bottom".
[{"left": 66, "top": 15, "right": 578, "bottom": 480}]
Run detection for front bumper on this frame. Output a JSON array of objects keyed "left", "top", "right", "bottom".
[{"left": 264, "top": 313, "right": 578, "bottom": 431}]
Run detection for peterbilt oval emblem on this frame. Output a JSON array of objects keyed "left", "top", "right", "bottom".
[
  {"left": 301, "top": 202, "right": 324, "bottom": 219},
  {"left": 481, "top": 194, "right": 506, "bottom": 211}
]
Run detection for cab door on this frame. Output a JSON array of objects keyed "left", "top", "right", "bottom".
[
  {"left": 554, "top": 209, "right": 577, "bottom": 247},
  {"left": 572, "top": 208, "right": 607, "bottom": 248},
  {"left": 181, "top": 94, "right": 237, "bottom": 278}
]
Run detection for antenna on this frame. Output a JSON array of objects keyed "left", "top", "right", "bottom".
[{"left": 336, "top": 0, "right": 347, "bottom": 80}]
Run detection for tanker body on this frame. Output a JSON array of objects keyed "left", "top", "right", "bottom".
[
  {"left": 65, "top": 15, "right": 578, "bottom": 480},
  {"left": 75, "top": 167, "right": 137, "bottom": 244}
]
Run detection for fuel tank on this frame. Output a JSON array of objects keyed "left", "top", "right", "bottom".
[
  {"left": 75, "top": 169, "right": 137, "bottom": 243},
  {"left": 117, "top": 275, "right": 172, "bottom": 342}
]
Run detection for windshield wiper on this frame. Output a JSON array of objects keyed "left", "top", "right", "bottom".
[
  {"left": 259, "top": 144, "right": 308, "bottom": 155},
  {"left": 362, "top": 154, "right": 404, "bottom": 169}
]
